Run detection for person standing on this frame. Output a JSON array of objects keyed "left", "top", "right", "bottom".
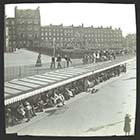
[
  {"left": 35, "top": 52, "right": 42, "bottom": 67},
  {"left": 64, "top": 55, "right": 72, "bottom": 67},
  {"left": 50, "top": 56, "right": 55, "bottom": 69},
  {"left": 56, "top": 54, "right": 62, "bottom": 69},
  {"left": 123, "top": 114, "right": 131, "bottom": 135}
]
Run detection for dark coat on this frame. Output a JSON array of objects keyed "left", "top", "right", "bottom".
[{"left": 124, "top": 116, "right": 131, "bottom": 132}]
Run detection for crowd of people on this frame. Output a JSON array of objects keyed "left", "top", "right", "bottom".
[
  {"left": 82, "top": 50, "right": 116, "bottom": 64},
  {"left": 50, "top": 54, "right": 72, "bottom": 69},
  {"left": 86, "top": 64, "right": 126, "bottom": 93},
  {"left": 5, "top": 64, "right": 127, "bottom": 128},
  {"left": 35, "top": 49, "right": 129, "bottom": 69}
]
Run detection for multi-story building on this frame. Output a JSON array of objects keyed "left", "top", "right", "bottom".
[
  {"left": 5, "top": 18, "right": 16, "bottom": 52},
  {"left": 41, "top": 24, "right": 75, "bottom": 49},
  {"left": 124, "top": 33, "right": 136, "bottom": 49},
  {"left": 5, "top": 7, "right": 124, "bottom": 52},
  {"left": 41, "top": 24, "right": 123, "bottom": 50},
  {"left": 15, "top": 6, "right": 41, "bottom": 48}
]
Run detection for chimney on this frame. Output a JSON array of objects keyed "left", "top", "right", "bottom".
[
  {"left": 15, "top": 6, "right": 17, "bottom": 17},
  {"left": 82, "top": 23, "right": 84, "bottom": 27}
]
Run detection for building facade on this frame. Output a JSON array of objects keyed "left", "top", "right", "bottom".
[
  {"left": 5, "top": 7, "right": 125, "bottom": 52},
  {"left": 41, "top": 24, "right": 123, "bottom": 50},
  {"left": 15, "top": 6, "right": 41, "bottom": 48},
  {"left": 5, "top": 18, "right": 16, "bottom": 52},
  {"left": 124, "top": 34, "right": 136, "bottom": 49}
]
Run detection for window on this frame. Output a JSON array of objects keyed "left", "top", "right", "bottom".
[
  {"left": 34, "top": 20, "right": 39, "bottom": 24},
  {"left": 28, "top": 34, "right": 32, "bottom": 38},
  {"left": 11, "top": 21, "right": 14, "bottom": 25},
  {"left": 35, "top": 27, "right": 39, "bottom": 31},
  {"left": 28, "top": 20, "right": 32, "bottom": 24},
  {"left": 28, "top": 25, "right": 32, "bottom": 31},
  {"left": 21, "top": 33, "right": 24, "bottom": 38}
]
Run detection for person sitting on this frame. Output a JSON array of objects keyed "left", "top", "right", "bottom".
[
  {"left": 5, "top": 107, "right": 12, "bottom": 128},
  {"left": 24, "top": 102, "right": 32, "bottom": 122},
  {"left": 37, "top": 98, "right": 44, "bottom": 112},
  {"left": 66, "top": 88, "right": 74, "bottom": 97},
  {"left": 54, "top": 92, "right": 65, "bottom": 107},
  {"left": 17, "top": 103, "right": 26, "bottom": 121}
]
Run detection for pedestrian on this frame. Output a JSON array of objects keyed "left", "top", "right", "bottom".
[
  {"left": 123, "top": 114, "right": 131, "bottom": 135},
  {"left": 64, "top": 55, "right": 72, "bottom": 67},
  {"left": 56, "top": 54, "right": 62, "bottom": 69},
  {"left": 35, "top": 52, "right": 42, "bottom": 67},
  {"left": 50, "top": 56, "right": 55, "bottom": 69}
]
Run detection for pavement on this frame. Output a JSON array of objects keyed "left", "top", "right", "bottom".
[
  {"left": 6, "top": 59, "right": 136, "bottom": 136},
  {"left": 4, "top": 49, "right": 81, "bottom": 81},
  {"left": 4, "top": 49, "right": 81, "bottom": 67}
]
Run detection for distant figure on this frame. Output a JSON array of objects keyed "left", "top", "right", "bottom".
[
  {"left": 123, "top": 114, "right": 131, "bottom": 135},
  {"left": 50, "top": 56, "right": 55, "bottom": 69},
  {"left": 35, "top": 53, "right": 42, "bottom": 67},
  {"left": 64, "top": 55, "right": 72, "bottom": 67},
  {"left": 56, "top": 54, "right": 62, "bottom": 69}
]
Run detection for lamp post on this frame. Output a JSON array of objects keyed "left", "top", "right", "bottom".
[{"left": 53, "top": 38, "right": 56, "bottom": 68}]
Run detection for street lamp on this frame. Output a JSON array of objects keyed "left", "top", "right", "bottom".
[
  {"left": 53, "top": 38, "right": 56, "bottom": 68},
  {"left": 53, "top": 38, "right": 56, "bottom": 57}
]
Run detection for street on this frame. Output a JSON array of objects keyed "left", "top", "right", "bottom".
[{"left": 6, "top": 59, "right": 136, "bottom": 136}]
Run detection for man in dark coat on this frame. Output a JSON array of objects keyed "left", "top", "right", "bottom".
[
  {"left": 50, "top": 56, "right": 55, "bottom": 69},
  {"left": 35, "top": 52, "right": 42, "bottom": 67},
  {"left": 123, "top": 114, "right": 131, "bottom": 135},
  {"left": 64, "top": 55, "right": 72, "bottom": 67},
  {"left": 56, "top": 54, "right": 62, "bottom": 69}
]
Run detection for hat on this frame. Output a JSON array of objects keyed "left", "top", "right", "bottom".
[{"left": 126, "top": 114, "right": 130, "bottom": 117}]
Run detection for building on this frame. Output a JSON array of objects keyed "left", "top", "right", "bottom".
[
  {"left": 5, "top": 17, "right": 16, "bottom": 52},
  {"left": 5, "top": 7, "right": 124, "bottom": 52},
  {"left": 41, "top": 24, "right": 124, "bottom": 50},
  {"left": 41, "top": 24, "right": 75, "bottom": 49},
  {"left": 15, "top": 6, "right": 41, "bottom": 48},
  {"left": 124, "top": 33, "right": 136, "bottom": 49}
]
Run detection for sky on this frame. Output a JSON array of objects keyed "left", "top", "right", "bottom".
[{"left": 5, "top": 3, "right": 136, "bottom": 37}]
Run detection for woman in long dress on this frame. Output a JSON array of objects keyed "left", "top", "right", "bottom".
[{"left": 124, "top": 114, "right": 131, "bottom": 135}]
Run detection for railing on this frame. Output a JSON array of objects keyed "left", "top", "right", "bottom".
[
  {"left": 4, "top": 59, "right": 82, "bottom": 82},
  {"left": 4, "top": 54, "right": 135, "bottom": 82}
]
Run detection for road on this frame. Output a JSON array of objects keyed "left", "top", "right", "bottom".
[{"left": 6, "top": 59, "right": 136, "bottom": 136}]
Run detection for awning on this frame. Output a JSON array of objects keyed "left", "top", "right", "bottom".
[{"left": 4, "top": 58, "right": 134, "bottom": 106}]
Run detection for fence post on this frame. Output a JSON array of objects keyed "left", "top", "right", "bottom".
[{"left": 18, "top": 66, "right": 21, "bottom": 78}]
